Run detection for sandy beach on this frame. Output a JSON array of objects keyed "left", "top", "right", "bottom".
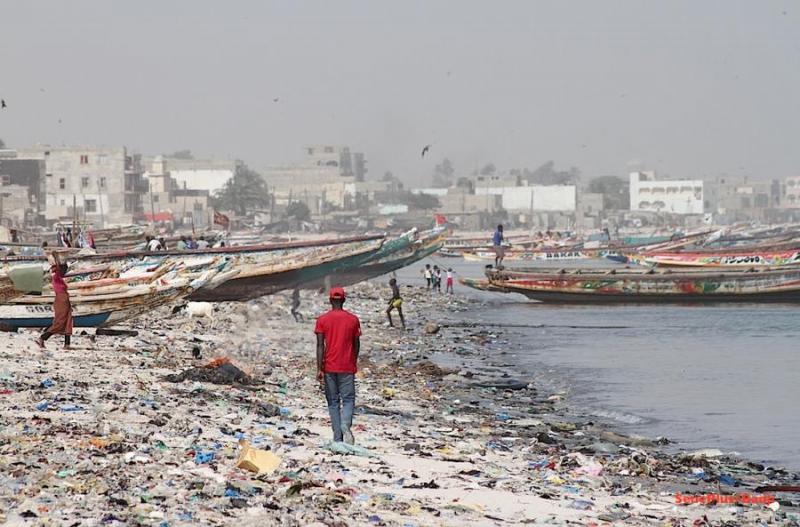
[{"left": 1, "top": 282, "right": 798, "bottom": 526}]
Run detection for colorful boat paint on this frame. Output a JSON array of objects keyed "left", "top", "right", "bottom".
[
  {"left": 485, "top": 266, "right": 800, "bottom": 303},
  {"left": 640, "top": 250, "right": 800, "bottom": 268}
]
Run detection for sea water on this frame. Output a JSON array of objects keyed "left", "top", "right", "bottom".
[{"left": 397, "top": 258, "right": 800, "bottom": 470}]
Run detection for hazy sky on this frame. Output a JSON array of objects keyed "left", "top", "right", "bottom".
[{"left": 1, "top": 1, "right": 798, "bottom": 185}]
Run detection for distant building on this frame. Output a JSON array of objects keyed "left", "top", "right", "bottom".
[
  {"left": 629, "top": 171, "right": 703, "bottom": 215},
  {"left": 0, "top": 149, "right": 46, "bottom": 226},
  {"left": 142, "top": 156, "right": 210, "bottom": 228},
  {"left": 263, "top": 146, "right": 368, "bottom": 214},
  {"left": 783, "top": 176, "right": 800, "bottom": 208},
  {"left": 143, "top": 157, "right": 240, "bottom": 194},
  {"left": 474, "top": 185, "right": 576, "bottom": 212},
  {"left": 16, "top": 145, "right": 144, "bottom": 227}
]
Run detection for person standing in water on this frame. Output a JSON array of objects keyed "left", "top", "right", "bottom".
[
  {"left": 422, "top": 264, "right": 432, "bottom": 290},
  {"left": 315, "top": 287, "right": 361, "bottom": 444},
  {"left": 386, "top": 278, "right": 406, "bottom": 329},
  {"left": 446, "top": 268, "right": 455, "bottom": 294},
  {"left": 36, "top": 253, "right": 73, "bottom": 350},
  {"left": 433, "top": 265, "right": 442, "bottom": 292},
  {"left": 492, "top": 224, "right": 505, "bottom": 268}
]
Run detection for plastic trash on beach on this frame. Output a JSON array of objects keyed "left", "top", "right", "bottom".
[
  {"left": 326, "top": 441, "right": 376, "bottom": 457},
  {"left": 236, "top": 440, "right": 281, "bottom": 475}
]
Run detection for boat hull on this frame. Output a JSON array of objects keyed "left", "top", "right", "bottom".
[
  {"left": 189, "top": 242, "right": 384, "bottom": 301},
  {"left": 487, "top": 267, "right": 800, "bottom": 303}
]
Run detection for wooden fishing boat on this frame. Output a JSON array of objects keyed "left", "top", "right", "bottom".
[
  {"left": 0, "top": 234, "right": 386, "bottom": 264},
  {"left": 638, "top": 248, "right": 800, "bottom": 268},
  {"left": 485, "top": 266, "right": 800, "bottom": 303},
  {"left": 188, "top": 237, "right": 386, "bottom": 301},
  {"left": 309, "top": 228, "right": 446, "bottom": 289},
  {"left": 463, "top": 248, "right": 593, "bottom": 262},
  {"left": 1, "top": 265, "right": 222, "bottom": 329},
  {"left": 458, "top": 277, "right": 511, "bottom": 293}
]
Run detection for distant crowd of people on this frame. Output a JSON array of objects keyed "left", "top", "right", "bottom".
[
  {"left": 421, "top": 264, "right": 454, "bottom": 294},
  {"left": 144, "top": 234, "right": 224, "bottom": 251}
]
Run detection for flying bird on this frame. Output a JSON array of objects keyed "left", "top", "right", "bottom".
[
  {"left": 421, "top": 144, "right": 432, "bottom": 158},
  {"left": 1, "top": 99, "right": 6, "bottom": 109},
  {"left": 273, "top": 97, "right": 279, "bottom": 102}
]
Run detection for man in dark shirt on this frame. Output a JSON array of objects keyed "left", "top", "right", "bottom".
[
  {"left": 492, "top": 224, "right": 505, "bottom": 268},
  {"left": 315, "top": 287, "right": 361, "bottom": 444}
]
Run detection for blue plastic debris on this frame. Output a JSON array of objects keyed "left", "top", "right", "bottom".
[
  {"left": 60, "top": 405, "right": 84, "bottom": 412},
  {"left": 569, "top": 499, "right": 594, "bottom": 510},
  {"left": 719, "top": 474, "right": 737, "bottom": 486},
  {"left": 194, "top": 451, "right": 215, "bottom": 464},
  {"left": 35, "top": 400, "right": 50, "bottom": 411},
  {"left": 40, "top": 378, "right": 55, "bottom": 389}
]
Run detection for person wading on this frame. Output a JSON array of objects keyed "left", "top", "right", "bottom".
[
  {"left": 315, "top": 287, "right": 361, "bottom": 444},
  {"left": 36, "top": 253, "right": 73, "bottom": 350},
  {"left": 386, "top": 277, "right": 406, "bottom": 329},
  {"left": 492, "top": 224, "right": 505, "bottom": 268}
]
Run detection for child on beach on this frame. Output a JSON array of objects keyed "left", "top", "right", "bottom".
[
  {"left": 386, "top": 278, "right": 406, "bottom": 329},
  {"left": 422, "top": 264, "right": 432, "bottom": 289},
  {"left": 446, "top": 268, "right": 454, "bottom": 294},
  {"left": 433, "top": 266, "right": 442, "bottom": 293}
]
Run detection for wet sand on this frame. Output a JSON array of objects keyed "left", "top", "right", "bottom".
[{"left": 1, "top": 282, "right": 798, "bottom": 525}]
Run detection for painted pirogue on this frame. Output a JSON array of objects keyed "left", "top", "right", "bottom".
[{"left": 484, "top": 266, "right": 800, "bottom": 303}]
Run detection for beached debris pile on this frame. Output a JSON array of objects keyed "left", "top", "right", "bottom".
[
  {"left": 163, "top": 356, "right": 259, "bottom": 385},
  {"left": 1, "top": 281, "right": 799, "bottom": 525}
]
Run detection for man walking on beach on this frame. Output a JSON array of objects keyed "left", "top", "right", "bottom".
[
  {"left": 315, "top": 287, "right": 361, "bottom": 444},
  {"left": 386, "top": 278, "right": 405, "bottom": 329},
  {"left": 492, "top": 224, "right": 505, "bottom": 268}
]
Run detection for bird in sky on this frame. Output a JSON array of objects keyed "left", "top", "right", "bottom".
[
  {"left": 1, "top": 99, "right": 6, "bottom": 109},
  {"left": 421, "top": 144, "right": 432, "bottom": 158},
  {"left": 273, "top": 97, "right": 279, "bottom": 102}
]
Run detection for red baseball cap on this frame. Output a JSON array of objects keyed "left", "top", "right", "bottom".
[{"left": 329, "top": 287, "right": 346, "bottom": 299}]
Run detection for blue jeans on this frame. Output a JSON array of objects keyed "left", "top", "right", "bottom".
[{"left": 324, "top": 373, "right": 355, "bottom": 442}]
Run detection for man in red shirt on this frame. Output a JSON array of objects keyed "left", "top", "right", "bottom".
[{"left": 315, "top": 287, "right": 361, "bottom": 444}]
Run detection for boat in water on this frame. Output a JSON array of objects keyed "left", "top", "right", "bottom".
[
  {"left": 636, "top": 248, "right": 800, "bottom": 268},
  {"left": 483, "top": 266, "right": 800, "bottom": 303}
]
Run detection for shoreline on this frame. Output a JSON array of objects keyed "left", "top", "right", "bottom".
[{"left": 1, "top": 282, "right": 798, "bottom": 525}]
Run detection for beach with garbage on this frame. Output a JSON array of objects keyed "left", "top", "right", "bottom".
[{"left": 2, "top": 281, "right": 799, "bottom": 526}]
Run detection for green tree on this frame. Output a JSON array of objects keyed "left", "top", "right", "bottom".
[
  {"left": 404, "top": 192, "right": 440, "bottom": 210},
  {"left": 479, "top": 163, "right": 496, "bottom": 176},
  {"left": 286, "top": 201, "right": 311, "bottom": 221},
  {"left": 170, "top": 149, "right": 194, "bottom": 159},
  {"left": 432, "top": 158, "right": 455, "bottom": 188},
  {"left": 212, "top": 164, "right": 270, "bottom": 215},
  {"left": 522, "top": 161, "right": 580, "bottom": 185},
  {"left": 588, "top": 175, "right": 629, "bottom": 210}
]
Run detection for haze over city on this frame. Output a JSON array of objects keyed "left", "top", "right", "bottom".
[{"left": 1, "top": 0, "right": 798, "bottom": 184}]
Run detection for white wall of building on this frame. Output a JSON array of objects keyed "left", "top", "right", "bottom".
[
  {"left": 629, "top": 172, "right": 703, "bottom": 214},
  {"left": 474, "top": 185, "right": 576, "bottom": 211},
  {"left": 171, "top": 169, "right": 234, "bottom": 193}
]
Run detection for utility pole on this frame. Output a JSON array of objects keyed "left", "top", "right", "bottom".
[{"left": 97, "top": 179, "right": 105, "bottom": 229}]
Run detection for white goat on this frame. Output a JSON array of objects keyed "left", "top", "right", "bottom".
[{"left": 185, "top": 301, "right": 215, "bottom": 328}]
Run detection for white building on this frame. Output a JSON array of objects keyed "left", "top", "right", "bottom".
[
  {"left": 629, "top": 171, "right": 703, "bottom": 215},
  {"left": 474, "top": 185, "right": 576, "bottom": 212},
  {"left": 148, "top": 158, "right": 240, "bottom": 194}
]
